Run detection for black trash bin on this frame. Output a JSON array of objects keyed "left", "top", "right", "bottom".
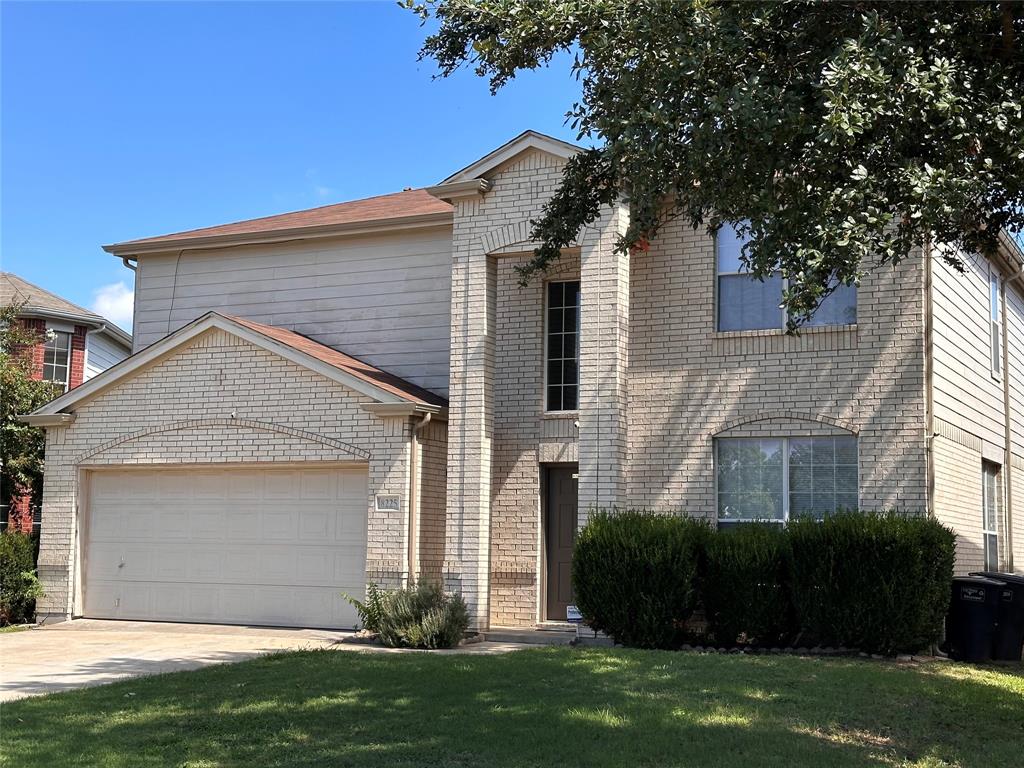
[
  {"left": 946, "top": 576, "right": 1005, "bottom": 662},
  {"left": 970, "top": 571, "right": 1024, "bottom": 661}
]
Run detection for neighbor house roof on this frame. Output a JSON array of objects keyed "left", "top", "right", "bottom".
[
  {"left": 23, "top": 312, "right": 446, "bottom": 425},
  {"left": 0, "top": 272, "right": 131, "bottom": 347},
  {"left": 104, "top": 189, "right": 453, "bottom": 256}
]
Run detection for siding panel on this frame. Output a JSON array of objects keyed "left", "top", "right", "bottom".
[{"left": 133, "top": 227, "right": 453, "bottom": 395}]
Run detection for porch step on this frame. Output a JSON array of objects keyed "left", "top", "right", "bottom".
[{"left": 485, "top": 627, "right": 577, "bottom": 646}]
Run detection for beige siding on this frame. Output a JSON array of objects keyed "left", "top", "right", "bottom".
[
  {"left": 132, "top": 227, "right": 453, "bottom": 395},
  {"left": 930, "top": 248, "right": 1005, "bottom": 452},
  {"left": 933, "top": 429, "right": 986, "bottom": 575},
  {"left": 84, "top": 332, "right": 130, "bottom": 380}
]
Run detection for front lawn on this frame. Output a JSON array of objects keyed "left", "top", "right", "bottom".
[{"left": 1, "top": 648, "right": 1021, "bottom": 767}]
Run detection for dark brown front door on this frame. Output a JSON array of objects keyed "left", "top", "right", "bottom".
[{"left": 545, "top": 465, "right": 578, "bottom": 621}]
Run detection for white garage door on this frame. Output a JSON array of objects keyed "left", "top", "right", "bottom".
[{"left": 83, "top": 466, "right": 368, "bottom": 629}]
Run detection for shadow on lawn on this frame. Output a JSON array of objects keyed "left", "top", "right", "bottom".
[
  {"left": 4, "top": 649, "right": 1023, "bottom": 768},
  {"left": 1, "top": 649, "right": 276, "bottom": 700}
]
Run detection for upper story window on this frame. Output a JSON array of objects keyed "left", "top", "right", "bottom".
[
  {"left": 42, "top": 329, "right": 71, "bottom": 389},
  {"left": 990, "top": 266, "right": 1002, "bottom": 379},
  {"left": 716, "top": 223, "right": 856, "bottom": 331},
  {"left": 716, "top": 435, "right": 858, "bottom": 523},
  {"left": 982, "top": 461, "right": 1001, "bottom": 571},
  {"left": 546, "top": 280, "right": 580, "bottom": 412}
]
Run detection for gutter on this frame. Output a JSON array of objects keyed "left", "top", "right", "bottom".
[
  {"left": 924, "top": 239, "right": 935, "bottom": 517},
  {"left": 407, "top": 412, "right": 433, "bottom": 585}
]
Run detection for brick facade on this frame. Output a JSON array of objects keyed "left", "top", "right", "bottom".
[
  {"left": 35, "top": 327, "right": 440, "bottom": 622},
  {"left": 445, "top": 145, "right": 930, "bottom": 630}
]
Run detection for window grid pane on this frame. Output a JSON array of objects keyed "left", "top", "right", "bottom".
[
  {"left": 982, "top": 462, "right": 1000, "bottom": 570},
  {"left": 546, "top": 280, "right": 580, "bottom": 412},
  {"left": 718, "top": 436, "right": 858, "bottom": 525},
  {"left": 42, "top": 331, "right": 71, "bottom": 386}
]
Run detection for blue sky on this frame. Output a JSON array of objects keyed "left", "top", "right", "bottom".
[{"left": 1, "top": 1, "right": 581, "bottom": 329}]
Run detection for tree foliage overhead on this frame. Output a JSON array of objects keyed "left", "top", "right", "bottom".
[
  {"left": 410, "top": 0, "right": 1024, "bottom": 326},
  {"left": 1, "top": 303, "right": 60, "bottom": 511}
]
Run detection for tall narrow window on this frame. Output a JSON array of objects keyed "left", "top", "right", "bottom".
[
  {"left": 546, "top": 280, "right": 580, "bottom": 412},
  {"left": 990, "top": 267, "right": 1002, "bottom": 379},
  {"left": 982, "top": 462, "right": 1001, "bottom": 571},
  {"left": 42, "top": 330, "right": 71, "bottom": 389}
]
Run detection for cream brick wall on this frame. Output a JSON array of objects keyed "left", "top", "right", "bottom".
[
  {"left": 444, "top": 148, "right": 578, "bottom": 629},
  {"left": 36, "top": 327, "right": 431, "bottom": 620},
  {"left": 627, "top": 221, "right": 928, "bottom": 515},
  {"left": 416, "top": 418, "right": 448, "bottom": 581},
  {"left": 491, "top": 253, "right": 580, "bottom": 627}
]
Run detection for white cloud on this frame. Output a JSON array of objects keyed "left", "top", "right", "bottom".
[{"left": 91, "top": 281, "right": 134, "bottom": 330}]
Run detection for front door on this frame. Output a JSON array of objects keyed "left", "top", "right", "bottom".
[{"left": 544, "top": 465, "right": 578, "bottom": 621}]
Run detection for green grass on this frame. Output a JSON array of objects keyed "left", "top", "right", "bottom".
[
  {"left": 0, "top": 624, "right": 30, "bottom": 633},
  {"left": 2, "top": 648, "right": 1021, "bottom": 767}
]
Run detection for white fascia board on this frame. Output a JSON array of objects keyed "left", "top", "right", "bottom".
[
  {"left": 441, "top": 130, "right": 581, "bottom": 183},
  {"left": 17, "top": 413, "right": 76, "bottom": 427}
]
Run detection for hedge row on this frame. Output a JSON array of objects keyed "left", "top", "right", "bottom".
[{"left": 572, "top": 511, "right": 955, "bottom": 655}]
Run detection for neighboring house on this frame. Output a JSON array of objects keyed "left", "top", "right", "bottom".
[
  {"left": 1, "top": 273, "right": 131, "bottom": 534},
  {"left": 22, "top": 131, "right": 1024, "bottom": 632}
]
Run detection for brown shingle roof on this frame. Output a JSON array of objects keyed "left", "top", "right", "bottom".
[
  {"left": 1, "top": 272, "right": 105, "bottom": 322},
  {"left": 226, "top": 314, "right": 447, "bottom": 408},
  {"left": 110, "top": 188, "right": 452, "bottom": 251}
]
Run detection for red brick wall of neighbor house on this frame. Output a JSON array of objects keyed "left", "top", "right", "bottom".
[
  {"left": 6, "top": 493, "right": 34, "bottom": 534},
  {"left": 4, "top": 321, "right": 87, "bottom": 532},
  {"left": 15, "top": 318, "right": 46, "bottom": 378},
  {"left": 69, "top": 325, "right": 87, "bottom": 389}
]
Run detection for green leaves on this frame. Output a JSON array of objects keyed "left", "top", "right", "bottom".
[{"left": 415, "top": 1, "right": 1024, "bottom": 323}]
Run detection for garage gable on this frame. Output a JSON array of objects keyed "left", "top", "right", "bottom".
[{"left": 24, "top": 312, "right": 447, "bottom": 425}]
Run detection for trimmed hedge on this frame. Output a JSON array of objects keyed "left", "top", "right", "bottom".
[
  {"left": 788, "top": 512, "right": 955, "bottom": 655},
  {"left": 572, "top": 510, "right": 708, "bottom": 649},
  {"left": 0, "top": 531, "right": 42, "bottom": 626},
  {"left": 571, "top": 510, "right": 955, "bottom": 655},
  {"left": 703, "top": 523, "right": 793, "bottom": 647}
]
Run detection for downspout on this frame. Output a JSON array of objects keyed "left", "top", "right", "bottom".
[
  {"left": 924, "top": 239, "right": 935, "bottom": 517},
  {"left": 1002, "top": 261, "right": 1022, "bottom": 570},
  {"left": 407, "top": 412, "right": 432, "bottom": 585},
  {"left": 121, "top": 257, "right": 137, "bottom": 272}
]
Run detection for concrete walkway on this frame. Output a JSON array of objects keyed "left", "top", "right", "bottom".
[{"left": 0, "top": 619, "right": 524, "bottom": 702}]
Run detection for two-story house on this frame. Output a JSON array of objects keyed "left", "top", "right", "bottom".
[
  {"left": 23, "top": 132, "right": 1024, "bottom": 632},
  {"left": 2, "top": 272, "right": 131, "bottom": 533}
]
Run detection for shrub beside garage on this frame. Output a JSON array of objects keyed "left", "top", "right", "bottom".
[
  {"left": 0, "top": 530, "right": 42, "bottom": 626},
  {"left": 572, "top": 510, "right": 955, "bottom": 655}
]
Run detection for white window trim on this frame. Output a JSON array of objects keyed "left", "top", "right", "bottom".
[
  {"left": 42, "top": 328, "right": 72, "bottom": 391},
  {"left": 715, "top": 435, "right": 860, "bottom": 524},
  {"left": 989, "top": 265, "right": 1003, "bottom": 381},
  {"left": 982, "top": 461, "right": 1000, "bottom": 571},
  {"left": 543, "top": 278, "right": 581, "bottom": 415}
]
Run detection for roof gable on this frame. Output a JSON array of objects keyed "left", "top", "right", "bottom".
[
  {"left": 27, "top": 313, "right": 446, "bottom": 422},
  {"left": 441, "top": 130, "right": 581, "bottom": 184}
]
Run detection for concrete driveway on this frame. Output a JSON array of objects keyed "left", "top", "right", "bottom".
[{"left": 0, "top": 619, "right": 342, "bottom": 702}]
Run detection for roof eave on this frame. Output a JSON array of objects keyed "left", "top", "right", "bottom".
[
  {"left": 104, "top": 211, "right": 454, "bottom": 257},
  {"left": 17, "top": 413, "right": 76, "bottom": 427},
  {"left": 19, "top": 306, "right": 105, "bottom": 330},
  {"left": 425, "top": 178, "right": 492, "bottom": 203}
]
